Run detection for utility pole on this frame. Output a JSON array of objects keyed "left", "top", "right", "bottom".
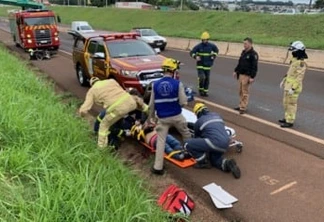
[
  {"left": 180, "top": 0, "right": 183, "bottom": 11},
  {"left": 308, "top": 0, "right": 312, "bottom": 9}
]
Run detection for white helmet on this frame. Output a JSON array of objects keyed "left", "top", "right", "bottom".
[
  {"left": 289, "top": 41, "right": 305, "bottom": 52},
  {"left": 90, "top": 77, "right": 100, "bottom": 86}
]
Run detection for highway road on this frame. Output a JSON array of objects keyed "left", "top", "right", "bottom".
[
  {"left": 59, "top": 31, "right": 324, "bottom": 139},
  {"left": 1, "top": 27, "right": 324, "bottom": 221},
  {"left": 0, "top": 20, "right": 323, "bottom": 139}
]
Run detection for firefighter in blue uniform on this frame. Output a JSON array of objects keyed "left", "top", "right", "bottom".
[
  {"left": 184, "top": 103, "right": 241, "bottom": 179},
  {"left": 190, "top": 32, "right": 219, "bottom": 97},
  {"left": 149, "top": 58, "right": 192, "bottom": 175}
]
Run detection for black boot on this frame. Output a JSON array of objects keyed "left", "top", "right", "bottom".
[
  {"left": 151, "top": 167, "right": 165, "bottom": 175},
  {"left": 281, "top": 122, "right": 294, "bottom": 128},
  {"left": 225, "top": 159, "right": 241, "bottom": 179},
  {"left": 278, "top": 119, "right": 286, "bottom": 124},
  {"left": 194, "top": 158, "right": 211, "bottom": 169}
]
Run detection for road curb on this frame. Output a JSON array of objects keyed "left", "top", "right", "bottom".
[{"left": 195, "top": 98, "right": 324, "bottom": 159}]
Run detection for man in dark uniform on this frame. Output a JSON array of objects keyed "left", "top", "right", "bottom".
[
  {"left": 233, "top": 37, "right": 259, "bottom": 114},
  {"left": 190, "top": 31, "right": 219, "bottom": 97}
]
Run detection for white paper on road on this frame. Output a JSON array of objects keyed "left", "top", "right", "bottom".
[
  {"left": 203, "top": 183, "right": 238, "bottom": 208},
  {"left": 210, "top": 195, "right": 233, "bottom": 209}
]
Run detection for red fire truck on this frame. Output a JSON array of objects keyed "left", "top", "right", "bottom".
[{"left": 8, "top": 9, "right": 60, "bottom": 58}]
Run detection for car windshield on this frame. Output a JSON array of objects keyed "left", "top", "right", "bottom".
[
  {"left": 80, "top": 25, "right": 92, "bottom": 30},
  {"left": 141, "top": 29, "right": 158, "bottom": 36},
  {"left": 106, "top": 40, "right": 156, "bottom": 58},
  {"left": 24, "top": 16, "right": 56, "bottom": 26}
]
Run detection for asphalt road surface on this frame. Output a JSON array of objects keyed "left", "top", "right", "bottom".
[
  {"left": 1, "top": 21, "right": 323, "bottom": 138},
  {"left": 1, "top": 28, "right": 324, "bottom": 221},
  {"left": 59, "top": 31, "right": 324, "bottom": 139}
]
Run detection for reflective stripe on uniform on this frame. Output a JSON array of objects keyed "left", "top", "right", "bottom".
[
  {"left": 195, "top": 153, "right": 206, "bottom": 162},
  {"left": 197, "top": 52, "right": 218, "bottom": 56},
  {"left": 99, "top": 130, "right": 110, "bottom": 137},
  {"left": 107, "top": 93, "right": 130, "bottom": 112},
  {"left": 143, "top": 104, "right": 149, "bottom": 113},
  {"left": 200, "top": 119, "right": 223, "bottom": 131},
  {"left": 155, "top": 97, "right": 178, "bottom": 104},
  {"left": 97, "top": 116, "right": 103, "bottom": 123},
  {"left": 197, "top": 66, "right": 211, "bottom": 70},
  {"left": 205, "top": 139, "right": 226, "bottom": 153}
]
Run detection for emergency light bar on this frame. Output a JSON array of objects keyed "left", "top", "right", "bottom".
[{"left": 99, "top": 32, "right": 140, "bottom": 40}]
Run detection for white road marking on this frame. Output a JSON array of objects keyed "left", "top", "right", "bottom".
[
  {"left": 257, "top": 106, "right": 272, "bottom": 112},
  {"left": 270, "top": 181, "right": 297, "bottom": 195}
]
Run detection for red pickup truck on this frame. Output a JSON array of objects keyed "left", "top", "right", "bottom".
[{"left": 71, "top": 31, "right": 165, "bottom": 95}]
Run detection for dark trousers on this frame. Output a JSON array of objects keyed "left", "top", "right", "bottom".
[
  {"left": 184, "top": 138, "right": 227, "bottom": 169},
  {"left": 198, "top": 69, "right": 210, "bottom": 93}
]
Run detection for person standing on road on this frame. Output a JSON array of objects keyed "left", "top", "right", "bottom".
[
  {"left": 233, "top": 37, "right": 259, "bottom": 114},
  {"left": 184, "top": 103, "right": 241, "bottom": 179},
  {"left": 279, "top": 41, "right": 308, "bottom": 128},
  {"left": 149, "top": 58, "right": 192, "bottom": 175},
  {"left": 78, "top": 77, "right": 148, "bottom": 149},
  {"left": 190, "top": 31, "right": 219, "bottom": 97}
]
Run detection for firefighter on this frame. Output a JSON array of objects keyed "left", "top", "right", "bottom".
[
  {"left": 149, "top": 58, "right": 192, "bottom": 175},
  {"left": 279, "top": 41, "right": 308, "bottom": 128},
  {"left": 184, "top": 103, "right": 241, "bottom": 179},
  {"left": 190, "top": 31, "right": 219, "bottom": 97},
  {"left": 78, "top": 77, "right": 148, "bottom": 149}
]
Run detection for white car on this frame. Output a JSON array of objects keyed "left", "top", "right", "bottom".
[
  {"left": 131, "top": 27, "right": 167, "bottom": 51},
  {"left": 68, "top": 21, "right": 94, "bottom": 37},
  {"left": 273, "top": 9, "right": 300, "bottom": 15}
]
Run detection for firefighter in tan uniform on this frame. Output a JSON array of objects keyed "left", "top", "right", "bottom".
[
  {"left": 79, "top": 77, "right": 148, "bottom": 149},
  {"left": 279, "top": 41, "right": 308, "bottom": 128},
  {"left": 148, "top": 58, "right": 192, "bottom": 175}
]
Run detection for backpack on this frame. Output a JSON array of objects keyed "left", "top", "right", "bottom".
[{"left": 158, "top": 184, "right": 195, "bottom": 216}]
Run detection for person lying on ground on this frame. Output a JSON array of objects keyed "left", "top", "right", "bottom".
[{"left": 130, "top": 121, "right": 191, "bottom": 161}]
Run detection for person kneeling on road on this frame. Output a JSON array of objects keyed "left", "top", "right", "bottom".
[
  {"left": 78, "top": 77, "right": 148, "bottom": 150},
  {"left": 184, "top": 103, "right": 241, "bottom": 179}
]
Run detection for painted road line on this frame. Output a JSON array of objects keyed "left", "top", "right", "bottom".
[
  {"left": 195, "top": 97, "right": 324, "bottom": 145},
  {"left": 270, "top": 181, "right": 298, "bottom": 195},
  {"left": 39, "top": 48, "right": 324, "bottom": 146}
]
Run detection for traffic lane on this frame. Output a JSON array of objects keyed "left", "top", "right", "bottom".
[
  {"left": 175, "top": 121, "right": 324, "bottom": 222},
  {"left": 163, "top": 50, "right": 324, "bottom": 139},
  {"left": 57, "top": 31, "right": 324, "bottom": 138},
  {"left": 4, "top": 35, "right": 324, "bottom": 221}
]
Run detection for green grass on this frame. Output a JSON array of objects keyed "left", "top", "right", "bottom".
[
  {"left": 0, "top": 6, "right": 324, "bottom": 49},
  {"left": 0, "top": 46, "right": 169, "bottom": 221}
]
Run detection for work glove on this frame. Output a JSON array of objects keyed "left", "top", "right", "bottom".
[
  {"left": 196, "top": 56, "right": 201, "bottom": 61},
  {"left": 280, "top": 79, "right": 285, "bottom": 89},
  {"left": 124, "top": 130, "right": 131, "bottom": 137},
  {"left": 288, "top": 88, "right": 295, "bottom": 95}
]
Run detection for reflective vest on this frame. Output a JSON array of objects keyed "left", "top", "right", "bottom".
[{"left": 153, "top": 77, "right": 181, "bottom": 118}]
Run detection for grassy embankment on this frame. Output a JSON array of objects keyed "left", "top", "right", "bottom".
[
  {"left": 0, "top": 46, "right": 168, "bottom": 221},
  {"left": 0, "top": 6, "right": 323, "bottom": 49}
]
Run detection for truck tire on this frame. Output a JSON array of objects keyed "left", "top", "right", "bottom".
[{"left": 76, "top": 65, "right": 89, "bottom": 87}]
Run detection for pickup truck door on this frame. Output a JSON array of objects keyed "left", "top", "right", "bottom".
[
  {"left": 83, "top": 40, "right": 98, "bottom": 77},
  {"left": 92, "top": 41, "right": 110, "bottom": 79}
]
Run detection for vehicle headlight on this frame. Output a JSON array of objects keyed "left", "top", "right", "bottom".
[
  {"left": 54, "top": 37, "right": 59, "bottom": 41},
  {"left": 27, "top": 34, "right": 31, "bottom": 38},
  {"left": 27, "top": 39, "right": 32, "bottom": 43},
  {"left": 54, "top": 32, "right": 58, "bottom": 36},
  {"left": 121, "top": 70, "right": 138, "bottom": 77}
]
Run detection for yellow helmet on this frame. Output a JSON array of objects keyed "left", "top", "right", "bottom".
[
  {"left": 193, "top": 103, "right": 207, "bottom": 116},
  {"left": 90, "top": 77, "right": 100, "bottom": 86},
  {"left": 201, "top": 31, "right": 210, "bottom": 40},
  {"left": 162, "top": 58, "right": 178, "bottom": 72}
]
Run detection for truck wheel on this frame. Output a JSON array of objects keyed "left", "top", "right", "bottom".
[{"left": 76, "top": 65, "right": 89, "bottom": 87}]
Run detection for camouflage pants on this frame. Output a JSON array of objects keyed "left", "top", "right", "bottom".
[{"left": 283, "top": 91, "right": 300, "bottom": 124}]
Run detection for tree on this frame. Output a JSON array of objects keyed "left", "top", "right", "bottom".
[{"left": 315, "top": 0, "right": 324, "bottom": 8}]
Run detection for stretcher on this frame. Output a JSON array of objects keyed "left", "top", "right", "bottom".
[
  {"left": 135, "top": 108, "right": 243, "bottom": 169},
  {"left": 139, "top": 141, "right": 197, "bottom": 168}
]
